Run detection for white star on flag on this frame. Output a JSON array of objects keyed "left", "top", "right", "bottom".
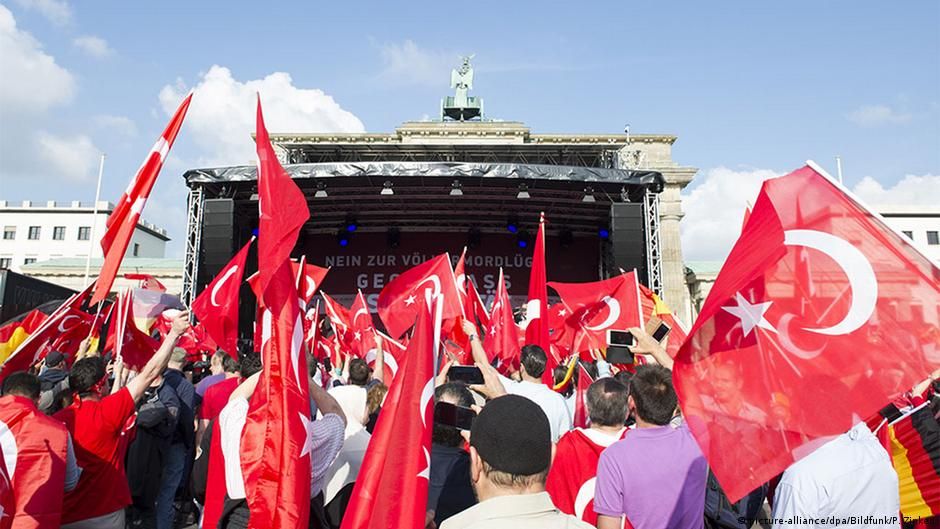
[
  {"left": 722, "top": 292, "right": 777, "bottom": 337},
  {"left": 353, "top": 330, "right": 362, "bottom": 342},
  {"left": 298, "top": 412, "right": 315, "bottom": 458},
  {"left": 557, "top": 308, "right": 567, "bottom": 317},
  {"left": 404, "top": 295, "right": 416, "bottom": 306}
]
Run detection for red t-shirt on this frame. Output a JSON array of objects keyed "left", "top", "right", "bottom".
[
  {"left": 200, "top": 377, "right": 240, "bottom": 421},
  {"left": 55, "top": 388, "right": 136, "bottom": 523}
]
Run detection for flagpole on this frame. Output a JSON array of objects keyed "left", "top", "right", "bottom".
[{"left": 84, "top": 154, "right": 106, "bottom": 288}]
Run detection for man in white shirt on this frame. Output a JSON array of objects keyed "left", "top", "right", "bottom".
[
  {"left": 217, "top": 372, "right": 347, "bottom": 528},
  {"left": 772, "top": 422, "right": 899, "bottom": 529},
  {"left": 463, "top": 320, "right": 572, "bottom": 442}
]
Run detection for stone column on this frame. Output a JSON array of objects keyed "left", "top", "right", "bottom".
[{"left": 658, "top": 167, "right": 697, "bottom": 325}]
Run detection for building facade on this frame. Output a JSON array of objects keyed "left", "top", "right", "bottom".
[
  {"left": 0, "top": 200, "right": 169, "bottom": 272},
  {"left": 20, "top": 257, "right": 184, "bottom": 295}
]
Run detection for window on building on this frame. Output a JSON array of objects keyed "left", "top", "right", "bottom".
[
  {"left": 928, "top": 231, "right": 939, "bottom": 245},
  {"left": 78, "top": 226, "right": 91, "bottom": 241},
  {"left": 0, "top": 258, "right": 10, "bottom": 269},
  {"left": 133, "top": 243, "right": 140, "bottom": 257},
  {"left": 2, "top": 227, "right": 14, "bottom": 240},
  {"left": 23, "top": 257, "right": 37, "bottom": 265},
  {"left": 27, "top": 226, "right": 40, "bottom": 240},
  {"left": 53, "top": 226, "right": 66, "bottom": 240},
  {"left": 902, "top": 231, "right": 913, "bottom": 239}
]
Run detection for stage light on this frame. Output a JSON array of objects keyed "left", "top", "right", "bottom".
[
  {"left": 387, "top": 227, "right": 400, "bottom": 248},
  {"left": 345, "top": 216, "right": 358, "bottom": 232},
  {"left": 506, "top": 215, "right": 519, "bottom": 234},
  {"left": 251, "top": 228, "right": 259, "bottom": 237},
  {"left": 582, "top": 186, "right": 596, "bottom": 203},
  {"left": 516, "top": 183, "right": 530, "bottom": 199},
  {"left": 381, "top": 181, "right": 394, "bottom": 195},
  {"left": 517, "top": 230, "right": 531, "bottom": 248},
  {"left": 598, "top": 227, "right": 610, "bottom": 239},
  {"left": 336, "top": 229, "right": 350, "bottom": 247},
  {"left": 315, "top": 181, "right": 328, "bottom": 198},
  {"left": 450, "top": 180, "right": 463, "bottom": 196}
]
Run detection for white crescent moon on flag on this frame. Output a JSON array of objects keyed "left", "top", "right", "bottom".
[
  {"left": 0, "top": 419, "right": 16, "bottom": 479},
  {"left": 777, "top": 313, "right": 825, "bottom": 360},
  {"left": 419, "top": 378, "right": 435, "bottom": 427},
  {"left": 416, "top": 275, "right": 442, "bottom": 299},
  {"left": 583, "top": 296, "right": 621, "bottom": 331},
  {"left": 57, "top": 314, "right": 80, "bottom": 333},
  {"left": 305, "top": 276, "right": 316, "bottom": 299},
  {"left": 366, "top": 349, "right": 399, "bottom": 377},
  {"left": 210, "top": 265, "right": 240, "bottom": 307},
  {"left": 353, "top": 307, "right": 369, "bottom": 324},
  {"left": 456, "top": 274, "right": 466, "bottom": 292},
  {"left": 574, "top": 477, "right": 596, "bottom": 520},
  {"left": 783, "top": 229, "right": 878, "bottom": 336}
]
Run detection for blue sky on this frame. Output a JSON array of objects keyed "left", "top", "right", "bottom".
[{"left": 1, "top": 0, "right": 938, "bottom": 260}]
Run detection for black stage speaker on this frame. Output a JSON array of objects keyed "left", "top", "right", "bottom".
[
  {"left": 609, "top": 202, "right": 646, "bottom": 280},
  {"left": 201, "top": 199, "right": 234, "bottom": 282}
]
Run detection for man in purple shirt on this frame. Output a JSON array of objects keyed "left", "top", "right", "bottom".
[{"left": 595, "top": 365, "right": 707, "bottom": 529}]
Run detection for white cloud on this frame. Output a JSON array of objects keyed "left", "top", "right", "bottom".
[
  {"left": 0, "top": 4, "right": 74, "bottom": 111},
  {"left": 378, "top": 40, "right": 455, "bottom": 87},
  {"left": 11, "top": 0, "right": 71, "bottom": 26},
  {"left": 34, "top": 131, "right": 99, "bottom": 181},
  {"left": 846, "top": 104, "right": 912, "bottom": 127},
  {"left": 93, "top": 114, "right": 137, "bottom": 137},
  {"left": 851, "top": 173, "right": 940, "bottom": 207},
  {"left": 680, "top": 167, "right": 940, "bottom": 262},
  {"left": 159, "top": 65, "right": 365, "bottom": 166},
  {"left": 72, "top": 35, "right": 114, "bottom": 58},
  {"left": 680, "top": 167, "right": 783, "bottom": 262}
]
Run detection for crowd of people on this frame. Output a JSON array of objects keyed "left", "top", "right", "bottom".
[{"left": 0, "top": 306, "right": 922, "bottom": 529}]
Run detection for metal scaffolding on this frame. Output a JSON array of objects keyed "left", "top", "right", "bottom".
[
  {"left": 644, "top": 189, "right": 663, "bottom": 296},
  {"left": 182, "top": 186, "right": 204, "bottom": 307}
]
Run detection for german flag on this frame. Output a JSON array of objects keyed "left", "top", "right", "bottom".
[
  {"left": 888, "top": 404, "right": 940, "bottom": 518},
  {"left": 0, "top": 309, "right": 47, "bottom": 365}
]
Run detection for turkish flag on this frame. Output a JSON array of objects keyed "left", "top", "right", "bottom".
[
  {"left": 573, "top": 363, "right": 594, "bottom": 429},
  {"left": 92, "top": 93, "right": 192, "bottom": 305},
  {"left": 340, "top": 294, "right": 438, "bottom": 529},
  {"left": 370, "top": 331, "right": 407, "bottom": 384},
  {"left": 377, "top": 253, "right": 462, "bottom": 339},
  {"left": 674, "top": 163, "right": 940, "bottom": 502},
  {"left": 638, "top": 283, "right": 689, "bottom": 359},
  {"left": 0, "top": 284, "right": 94, "bottom": 383},
  {"left": 39, "top": 308, "right": 93, "bottom": 360},
  {"left": 524, "top": 214, "right": 552, "bottom": 368},
  {"left": 549, "top": 271, "right": 644, "bottom": 354},
  {"left": 192, "top": 237, "right": 253, "bottom": 360},
  {"left": 484, "top": 268, "right": 521, "bottom": 374},
  {"left": 292, "top": 257, "right": 329, "bottom": 304},
  {"left": 320, "top": 291, "right": 351, "bottom": 333},
  {"left": 545, "top": 428, "right": 628, "bottom": 526},
  {"left": 348, "top": 290, "right": 376, "bottom": 358},
  {"left": 239, "top": 96, "right": 313, "bottom": 529},
  {"left": 105, "top": 290, "right": 160, "bottom": 370}
]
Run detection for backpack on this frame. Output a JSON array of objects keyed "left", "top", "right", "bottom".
[{"left": 703, "top": 468, "right": 767, "bottom": 529}]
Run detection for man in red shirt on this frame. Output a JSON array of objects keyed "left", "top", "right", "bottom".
[
  {"left": 546, "top": 377, "right": 630, "bottom": 526},
  {"left": 55, "top": 311, "right": 190, "bottom": 529},
  {"left": 196, "top": 353, "right": 240, "bottom": 448},
  {"left": 0, "top": 371, "right": 81, "bottom": 529}
]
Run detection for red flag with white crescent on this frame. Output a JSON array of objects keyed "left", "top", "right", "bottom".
[
  {"left": 340, "top": 294, "right": 439, "bottom": 529},
  {"left": 484, "top": 268, "right": 521, "bottom": 374},
  {"left": 0, "top": 283, "right": 94, "bottom": 383},
  {"left": 524, "top": 213, "right": 554, "bottom": 383},
  {"left": 549, "top": 271, "right": 644, "bottom": 355},
  {"left": 376, "top": 253, "right": 462, "bottom": 339},
  {"left": 192, "top": 237, "right": 254, "bottom": 360},
  {"left": 292, "top": 257, "right": 329, "bottom": 304},
  {"left": 675, "top": 163, "right": 940, "bottom": 502},
  {"left": 92, "top": 93, "right": 192, "bottom": 305}
]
